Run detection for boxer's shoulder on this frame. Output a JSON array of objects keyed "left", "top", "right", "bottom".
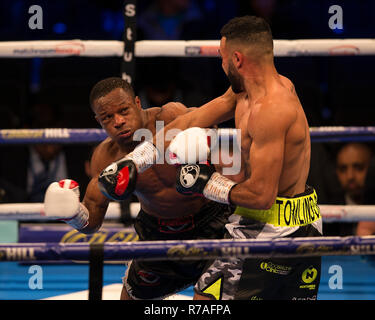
[
  {"left": 156, "top": 102, "right": 192, "bottom": 124},
  {"left": 248, "top": 94, "right": 297, "bottom": 136},
  {"left": 90, "top": 138, "right": 120, "bottom": 176}
]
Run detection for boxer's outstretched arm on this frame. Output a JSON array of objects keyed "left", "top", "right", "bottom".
[
  {"left": 81, "top": 176, "right": 110, "bottom": 234},
  {"left": 81, "top": 144, "right": 111, "bottom": 234},
  {"left": 153, "top": 87, "right": 236, "bottom": 148},
  {"left": 229, "top": 103, "right": 295, "bottom": 209}
]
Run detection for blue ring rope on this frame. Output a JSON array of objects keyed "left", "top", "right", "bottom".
[
  {"left": 0, "top": 127, "right": 374, "bottom": 144},
  {"left": 1, "top": 236, "right": 375, "bottom": 262}
]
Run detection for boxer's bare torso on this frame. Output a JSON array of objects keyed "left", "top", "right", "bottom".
[
  {"left": 233, "top": 75, "right": 310, "bottom": 199},
  {"left": 92, "top": 117, "right": 206, "bottom": 218},
  {"left": 82, "top": 91, "right": 207, "bottom": 232}
]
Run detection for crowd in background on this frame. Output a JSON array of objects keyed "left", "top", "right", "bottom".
[{"left": 0, "top": 0, "right": 374, "bottom": 235}]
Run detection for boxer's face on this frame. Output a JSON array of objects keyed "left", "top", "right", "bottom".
[
  {"left": 93, "top": 88, "right": 143, "bottom": 144},
  {"left": 336, "top": 144, "right": 371, "bottom": 198},
  {"left": 219, "top": 37, "right": 244, "bottom": 94}
]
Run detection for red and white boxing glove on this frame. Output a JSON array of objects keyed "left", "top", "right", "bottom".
[
  {"left": 168, "top": 127, "right": 236, "bottom": 164},
  {"left": 44, "top": 179, "right": 89, "bottom": 230},
  {"left": 168, "top": 127, "right": 215, "bottom": 164}
]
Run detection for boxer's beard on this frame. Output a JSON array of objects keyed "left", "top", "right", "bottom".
[{"left": 227, "top": 63, "right": 244, "bottom": 94}]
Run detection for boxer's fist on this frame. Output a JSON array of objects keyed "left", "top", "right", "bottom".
[
  {"left": 98, "top": 158, "right": 137, "bottom": 201},
  {"left": 44, "top": 180, "right": 80, "bottom": 218},
  {"left": 176, "top": 163, "right": 237, "bottom": 204},
  {"left": 44, "top": 179, "right": 89, "bottom": 230},
  {"left": 176, "top": 163, "right": 215, "bottom": 196},
  {"left": 169, "top": 127, "right": 217, "bottom": 164}
]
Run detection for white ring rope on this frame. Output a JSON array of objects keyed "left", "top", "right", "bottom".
[
  {"left": 0, "top": 39, "right": 374, "bottom": 58},
  {"left": 0, "top": 202, "right": 372, "bottom": 222},
  {"left": 0, "top": 202, "right": 139, "bottom": 221}
]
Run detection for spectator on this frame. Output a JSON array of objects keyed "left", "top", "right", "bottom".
[
  {"left": 0, "top": 97, "right": 89, "bottom": 203},
  {"left": 26, "top": 102, "right": 68, "bottom": 202},
  {"left": 336, "top": 143, "right": 372, "bottom": 205},
  {"left": 324, "top": 143, "right": 372, "bottom": 235},
  {"left": 357, "top": 156, "right": 375, "bottom": 235}
]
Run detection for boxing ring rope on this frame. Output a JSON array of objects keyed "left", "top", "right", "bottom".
[
  {"left": 0, "top": 202, "right": 374, "bottom": 223},
  {"left": 1, "top": 236, "right": 375, "bottom": 262},
  {"left": 1, "top": 126, "right": 375, "bottom": 144},
  {"left": 0, "top": 39, "right": 374, "bottom": 58}
]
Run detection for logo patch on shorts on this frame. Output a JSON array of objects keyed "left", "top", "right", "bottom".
[
  {"left": 201, "top": 275, "right": 223, "bottom": 300},
  {"left": 137, "top": 270, "right": 160, "bottom": 286},
  {"left": 158, "top": 215, "right": 194, "bottom": 233},
  {"left": 260, "top": 261, "right": 292, "bottom": 275},
  {"left": 300, "top": 266, "right": 318, "bottom": 290}
]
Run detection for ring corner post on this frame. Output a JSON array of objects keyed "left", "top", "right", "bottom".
[{"left": 121, "top": 0, "right": 137, "bottom": 85}]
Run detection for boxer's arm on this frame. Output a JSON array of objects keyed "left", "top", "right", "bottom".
[
  {"left": 80, "top": 143, "right": 111, "bottom": 234},
  {"left": 157, "top": 102, "right": 196, "bottom": 125},
  {"left": 81, "top": 176, "right": 110, "bottom": 234},
  {"left": 229, "top": 104, "right": 294, "bottom": 209},
  {"left": 153, "top": 87, "right": 236, "bottom": 148}
]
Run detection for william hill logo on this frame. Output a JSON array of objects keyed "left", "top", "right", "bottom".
[{"left": 0, "top": 248, "right": 36, "bottom": 261}]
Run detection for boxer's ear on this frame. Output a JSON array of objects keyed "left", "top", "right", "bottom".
[
  {"left": 134, "top": 96, "right": 142, "bottom": 110},
  {"left": 232, "top": 51, "right": 243, "bottom": 69}
]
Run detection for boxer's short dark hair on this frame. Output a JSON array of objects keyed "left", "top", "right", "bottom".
[
  {"left": 220, "top": 16, "right": 273, "bottom": 54},
  {"left": 89, "top": 77, "right": 135, "bottom": 108}
]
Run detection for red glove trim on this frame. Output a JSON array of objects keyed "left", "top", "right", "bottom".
[{"left": 115, "top": 166, "right": 130, "bottom": 196}]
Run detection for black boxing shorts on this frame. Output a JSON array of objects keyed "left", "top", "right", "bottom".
[{"left": 123, "top": 201, "right": 232, "bottom": 300}]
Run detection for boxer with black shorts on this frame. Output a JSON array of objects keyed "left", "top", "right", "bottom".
[{"left": 43, "top": 77, "right": 235, "bottom": 300}]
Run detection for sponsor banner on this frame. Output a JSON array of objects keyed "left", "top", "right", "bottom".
[
  {"left": 185, "top": 46, "right": 219, "bottom": 57},
  {"left": 11, "top": 41, "right": 85, "bottom": 57},
  {"left": 0, "top": 128, "right": 107, "bottom": 144},
  {"left": 19, "top": 224, "right": 138, "bottom": 244},
  {"left": 18, "top": 224, "right": 137, "bottom": 264}
]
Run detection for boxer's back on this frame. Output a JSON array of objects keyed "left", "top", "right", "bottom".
[
  {"left": 237, "top": 75, "right": 311, "bottom": 198},
  {"left": 266, "top": 75, "right": 311, "bottom": 197}
]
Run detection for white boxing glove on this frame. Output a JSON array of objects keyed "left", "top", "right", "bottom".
[
  {"left": 168, "top": 127, "right": 219, "bottom": 164},
  {"left": 44, "top": 179, "right": 89, "bottom": 230}
]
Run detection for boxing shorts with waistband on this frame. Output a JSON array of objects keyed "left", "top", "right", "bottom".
[
  {"left": 195, "top": 185, "right": 323, "bottom": 300},
  {"left": 123, "top": 201, "right": 232, "bottom": 300}
]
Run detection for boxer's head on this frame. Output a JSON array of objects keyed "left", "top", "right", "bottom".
[
  {"left": 90, "top": 77, "right": 143, "bottom": 145},
  {"left": 219, "top": 16, "right": 274, "bottom": 93},
  {"left": 336, "top": 143, "right": 372, "bottom": 201}
]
